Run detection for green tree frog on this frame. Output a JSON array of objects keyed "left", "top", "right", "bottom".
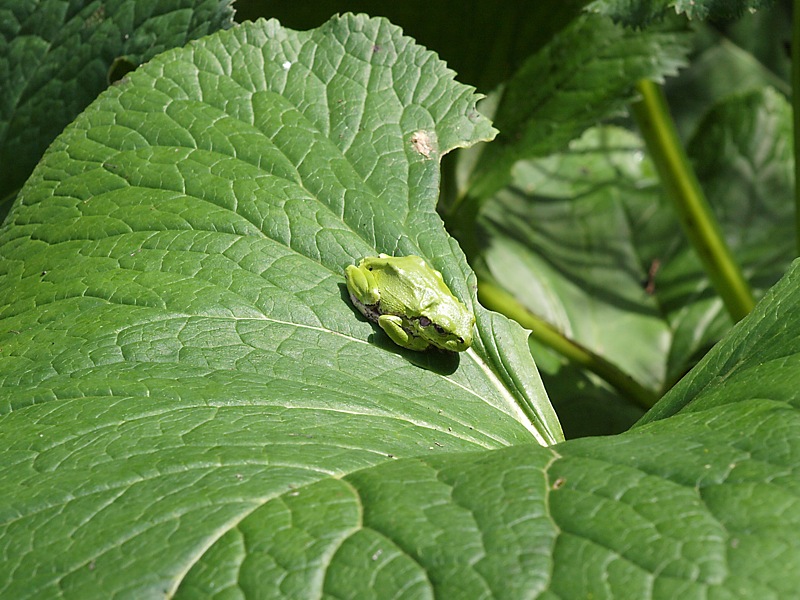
[{"left": 345, "top": 254, "right": 475, "bottom": 352}]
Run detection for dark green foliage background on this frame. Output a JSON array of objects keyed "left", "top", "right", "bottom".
[{"left": 1, "top": 0, "right": 797, "bottom": 597}]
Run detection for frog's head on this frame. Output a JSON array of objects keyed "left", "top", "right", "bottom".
[{"left": 413, "top": 309, "right": 475, "bottom": 352}]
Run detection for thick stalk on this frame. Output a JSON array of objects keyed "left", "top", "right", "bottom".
[
  {"left": 631, "top": 80, "right": 755, "bottom": 322},
  {"left": 478, "top": 279, "right": 659, "bottom": 410}
]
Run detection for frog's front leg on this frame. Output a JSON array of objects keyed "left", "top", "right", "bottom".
[{"left": 378, "top": 314, "right": 430, "bottom": 351}]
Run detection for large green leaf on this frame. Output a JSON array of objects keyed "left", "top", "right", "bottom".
[
  {"left": 0, "top": 15, "right": 563, "bottom": 596},
  {"left": 0, "top": 13, "right": 562, "bottom": 443},
  {"left": 0, "top": 0, "right": 235, "bottom": 201}
]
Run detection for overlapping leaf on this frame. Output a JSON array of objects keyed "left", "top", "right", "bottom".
[
  {"left": 589, "top": 0, "right": 775, "bottom": 26},
  {"left": 0, "top": 0, "right": 235, "bottom": 200},
  {"left": 467, "top": 14, "right": 691, "bottom": 199},
  {"left": 476, "top": 86, "right": 793, "bottom": 433}
]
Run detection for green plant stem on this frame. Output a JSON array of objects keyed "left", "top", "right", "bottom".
[
  {"left": 793, "top": 0, "right": 800, "bottom": 255},
  {"left": 478, "top": 278, "right": 659, "bottom": 410},
  {"left": 631, "top": 80, "right": 755, "bottom": 323}
]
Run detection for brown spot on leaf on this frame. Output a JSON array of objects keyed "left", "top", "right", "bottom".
[{"left": 410, "top": 130, "right": 434, "bottom": 158}]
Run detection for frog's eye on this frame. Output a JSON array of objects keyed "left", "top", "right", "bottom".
[{"left": 418, "top": 316, "right": 431, "bottom": 327}]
